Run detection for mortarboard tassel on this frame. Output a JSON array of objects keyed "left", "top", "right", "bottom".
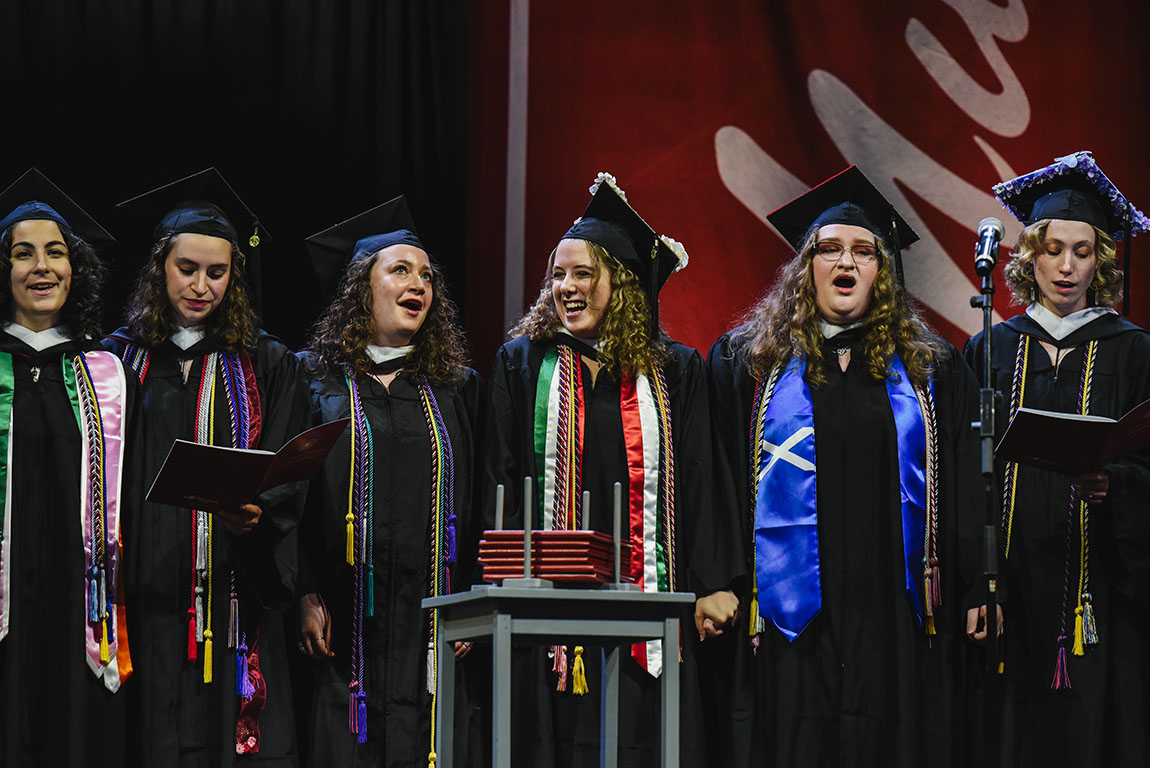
[
  {"left": 572, "top": 646, "right": 588, "bottom": 696},
  {"left": 748, "top": 594, "right": 759, "bottom": 637}
]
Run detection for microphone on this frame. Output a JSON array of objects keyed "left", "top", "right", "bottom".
[{"left": 974, "top": 217, "right": 1005, "bottom": 277}]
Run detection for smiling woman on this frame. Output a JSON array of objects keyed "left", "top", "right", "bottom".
[
  {"left": 484, "top": 173, "right": 736, "bottom": 768},
  {"left": 0, "top": 169, "right": 135, "bottom": 766}
]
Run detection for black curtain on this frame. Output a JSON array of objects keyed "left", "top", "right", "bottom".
[{"left": 0, "top": 0, "right": 470, "bottom": 350}]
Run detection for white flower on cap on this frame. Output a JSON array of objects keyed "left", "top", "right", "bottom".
[
  {"left": 589, "top": 172, "right": 627, "bottom": 202},
  {"left": 660, "top": 234, "right": 689, "bottom": 272}
]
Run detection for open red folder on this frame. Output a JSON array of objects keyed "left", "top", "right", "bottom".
[{"left": 145, "top": 418, "right": 350, "bottom": 509}]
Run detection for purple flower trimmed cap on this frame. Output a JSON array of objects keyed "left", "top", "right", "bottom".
[{"left": 993, "top": 151, "right": 1149, "bottom": 242}]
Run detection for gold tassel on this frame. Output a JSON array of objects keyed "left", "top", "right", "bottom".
[
  {"left": 203, "top": 630, "right": 214, "bottom": 683},
  {"left": 572, "top": 646, "right": 588, "bottom": 695},
  {"left": 345, "top": 513, "right": 355, "bottom": 565},
  {"left": 1072, "top": 606, "right": 1085, "bottom": 656},
  {"left": 427, "top": 751, "right": 437, "bottom": 767},
  {"left": 748, "top": 595, "right": 759, "bottom": 637},
  {"left": 99, "top": 619, "right": 111, "bottom": 663}
]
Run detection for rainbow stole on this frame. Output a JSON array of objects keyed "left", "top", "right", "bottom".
[
  {"left": 0, "top": 350, "right": 130, "bottom": 692},
  {"left": 749, "top": 355, "right": 938, "bottom": 642},
  {"left": 533, "top": 340, "right": 676, "bottom": 676},
  {"left": 343, "top": 371, "right": 457, "bottom": 745}
]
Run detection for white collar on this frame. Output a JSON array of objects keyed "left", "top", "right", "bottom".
[
  {"left": 3, "top": 322, "right": 72, "bottom": 351},
  {"left": 170, "top": 325, "right": 207, "bottom": 351},
  {"left": 366, "top": 344, "right": 414, "bottom": 365},
  {"left": 1025, "top": 303, "right": 1115, "bottom": 341},
  {"left": 819, "top": 319, "right": 865, "bottom": 340},
  {"left": 556, "top": 327, "right": 601, "bottom": 351}
]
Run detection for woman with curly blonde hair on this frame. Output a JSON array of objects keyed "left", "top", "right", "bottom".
[
  {"left": 296, "top": 197, "right": 480, "bottom": 767},
  {"left": 483, "top": 174, "right": 738, "bottom": 767},
  {"left": 706, "top": 166, "right": 984, "bottom": 768},
  {"left": 103, "top": 168, "right": 311, "bottom": 768},
  {"left": 964, "top": 151, "right": 1150, "bottom": 767}
]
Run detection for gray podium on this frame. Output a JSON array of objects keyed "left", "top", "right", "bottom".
[{"left": 423, "top": 584, "right": 695, "bottom": 768}]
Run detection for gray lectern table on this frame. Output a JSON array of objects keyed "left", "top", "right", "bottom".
[{"left": 423, "top": 584, "right": 695, "bottom": 768}]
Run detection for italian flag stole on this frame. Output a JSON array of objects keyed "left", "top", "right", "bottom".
[{"left": 533, "top": 341, "right": 677, "bottom": 677}]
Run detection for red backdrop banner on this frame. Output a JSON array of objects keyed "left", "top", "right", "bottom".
[{"left": 474, "top": 0, "right": 1150, "bottom": 358}]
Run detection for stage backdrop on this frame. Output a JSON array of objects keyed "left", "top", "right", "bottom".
[{"left": 468, "top": 0, "right": 1150, "bottom": 370}]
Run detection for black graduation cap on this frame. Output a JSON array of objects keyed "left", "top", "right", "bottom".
[
  {"left": 767, "top": 166, "right": 919, "bottom": 286},
  {"left": 304, "top": 195, "right": 425, "bottom": 297},
  {"left": 992, "top": 151, "right": 1149, "bottom": 242},
  {"left": 116, "top": 167, "right": 267, "bottom": 248},
  {"left": 561, "top": 173, "right": 688, "bottom": 333},
  {"left": 0, "top": 168, "right": 115, "bottom": 254},
  {"left": 117, "top": 167, "right": 269, "bottom": 308}
]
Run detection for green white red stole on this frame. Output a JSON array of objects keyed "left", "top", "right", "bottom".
[{"left": 533, "top": 338, "right": 676, "bottom": 677}]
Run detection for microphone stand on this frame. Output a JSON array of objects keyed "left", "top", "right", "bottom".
[{"left": 970, "top": 262, "right": 1001, "bottom": 766}]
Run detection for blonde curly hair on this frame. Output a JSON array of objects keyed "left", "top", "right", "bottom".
[
  {"left": 510, "top": 240, "right": 666, "bottom": 376},
  {"left": 735, "top": 228, "right": 945, "bottom": 389},
  {"left": 1003, "top": 219, "right": 1122, "bottom": 308}
]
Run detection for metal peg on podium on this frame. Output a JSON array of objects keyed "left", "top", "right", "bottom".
[
  {"left": 503, "top": 475, "right": 552, "bottom": 588},
  {"left": 605, "top": 480, "right": 639, "bottom": 591}
]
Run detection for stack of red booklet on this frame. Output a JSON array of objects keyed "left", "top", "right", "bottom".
[{"left": 478, "top": 530, "right": 632, "bottom": 585}]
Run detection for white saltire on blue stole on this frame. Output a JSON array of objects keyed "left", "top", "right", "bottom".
[{"left": 755, "top": 354, "right": 931, "bottom": 641}]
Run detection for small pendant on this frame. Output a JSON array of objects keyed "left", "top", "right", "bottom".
[{"left": 31, "top": 365, "right": 40, "bottom": 383}]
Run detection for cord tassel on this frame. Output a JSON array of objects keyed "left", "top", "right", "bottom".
[
  {"left": 572, "top": 646, "right": 588, "bottom": 695},
  {"left": 345, "top": 513, "right": 355, "bottom": 566},
  {"left": 196, "top": 513, "right": 208, "bottom": 569},
  {"left": 88, "top": 573, "right": 100, "bottom": 623},
  {"left": 99, "top": 619, "right": 111, "bottom": 663},
  {"left": 1082, "top": 595, "right": 1099, "bottom": 647},
  {"left": 348, "top": 683, "right": 359, "bottom": 735},
  {"left": 1072, "top": 607, "right": 1086, "bottom": 656},
  {"left": 367, "top": 563, "right": 375, "bottom": 618},
  {"left": 194, "top": 590, "right": 204, "bottom": 642},
  {"left": 555, "top": 645, "right": 568, "bottom": 692},
  {"left": 1050, "top": 636, "right": 1071, "bottom": 690},
  {"left": 203, "top": 630, "right": 214, "bottom": 683},
  {"left": 187, "top": 608, "right": 198, "bottom": 662},
  {"left": 355, "top": 689, "right": 367, "bottom": 743}
]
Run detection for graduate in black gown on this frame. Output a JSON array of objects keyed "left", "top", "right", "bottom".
[
  {"left": 706, "top": 167, "right": 985, "bottom": 768},
  {"left": 295, "top": 197, "right": 481, "bottom": 767},
  {"left": 0, "top": 169, "right": 137, "bottom": 766},
  {"left": 102, "top": 169, "right": 310, "bottom": 768},
  {"left": 963, "top": 151, "right": 1150, "bottom": 767},
  {"left": 483, "top": 173, "right": 740, "bottom": 767}
]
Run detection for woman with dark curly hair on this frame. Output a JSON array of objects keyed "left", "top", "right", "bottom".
[
  {"left": 706, "top": 167, "right": 984, "bottom": 768},
  {"left": 295, "top": 196, "right": 480, "bottom": 767},
  {"left": 483, "top": 173, "right": 738, "bottom": 767},
  {"left": 0, "top": 169, "right": 137, "bottom": 765},
  {"left": 102, "top": 168, "right": 310, "bottom": 768},
  {"left": 964, "top": 151, "right": 1150, "bottom": 766}
]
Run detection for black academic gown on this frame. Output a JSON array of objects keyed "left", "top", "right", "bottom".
[
  {"left": 482, "top": 334, "right": 738, "bottom": 768},
  {"left": 0, "top": 332, "right": 140, "bottom": 767},
  {"left": 102, "top": 328, "right": 310, "bottom": 768},
  {"left": 706, "top": 327, "right": 984, "bottom": 768},
  {"left": 964, "top": 312, "right": 1150, "bottom": 767},
  {"left": 297, "top": 356, "right": 482, "bottom": 768}
]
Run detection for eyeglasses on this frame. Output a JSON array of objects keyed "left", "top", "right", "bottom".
[{"left": 814, "top": 241, "right": 878, "bottom": 265}]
